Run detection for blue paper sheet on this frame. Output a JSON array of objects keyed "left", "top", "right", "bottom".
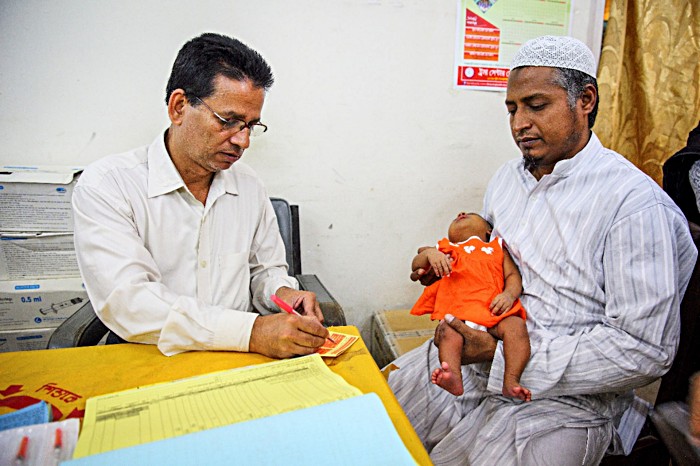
[{"left": 62, "top": 393, "right": 416, "bottom": 465}]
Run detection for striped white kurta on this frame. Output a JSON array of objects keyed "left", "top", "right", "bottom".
[{"left": 389, "top": 132, "right": 697, "bottom": 465}]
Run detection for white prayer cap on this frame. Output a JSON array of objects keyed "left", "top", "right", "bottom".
[{"left": 510, "top": 35, "right": 597, "bottom": 78}]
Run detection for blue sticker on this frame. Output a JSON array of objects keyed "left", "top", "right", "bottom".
[
  {"left": 17, "top": 334, "right": 43, "bottom": 341},
  {"left": 15, "top": 284, "right": 40, "bottom": 290}
]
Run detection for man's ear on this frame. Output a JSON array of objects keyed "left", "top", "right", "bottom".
[
  {"left": 167, "top": 89, "right": 188, "bottom": 126},
  {"left": 579, "top": 83, "right": 597, "bottom": 117}
]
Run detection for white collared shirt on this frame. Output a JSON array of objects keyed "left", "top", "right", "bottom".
[{"left": 72, "top": 132, "right": 297, "bottom": 356}]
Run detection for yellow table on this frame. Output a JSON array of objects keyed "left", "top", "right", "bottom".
[{"left": 0, "top": 326, "right": 432, "bottom": 465}]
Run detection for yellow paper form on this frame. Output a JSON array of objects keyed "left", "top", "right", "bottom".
[{"left": 73, "top": 353, "right": 362, "bottom": 458}]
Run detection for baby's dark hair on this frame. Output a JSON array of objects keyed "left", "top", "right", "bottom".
[{"left": 485, "top": 219, "right": 494, "bottom": 241}]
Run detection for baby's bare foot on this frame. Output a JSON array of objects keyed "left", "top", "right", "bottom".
[
  {"left": 431, "top": 361, "right": 464, "bottom": 396},
  {"left": 503, "top": 382, "right": 531, "bottom": 402}
]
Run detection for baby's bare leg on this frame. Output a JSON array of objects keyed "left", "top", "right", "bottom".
[
  {"left": 489, "top": 316, "right": 531, "bottom": 401},
  {"left": 432, "top": 323, "right": 465, "bottom": 396}
]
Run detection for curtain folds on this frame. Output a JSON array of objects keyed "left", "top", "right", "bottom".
[{"left": 596, "top": 0, "right": 700, "bottom": 185}]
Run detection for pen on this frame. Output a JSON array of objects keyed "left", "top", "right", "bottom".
[
  {"left": 270, "top": 294, "right": 301, "bottom": 316},
  {"left": 270, "top": 295, "right": 336, "bottom": 343}
]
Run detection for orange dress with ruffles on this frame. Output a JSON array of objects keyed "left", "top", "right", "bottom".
[{"left": 411, "top": 236, "right": 526, "bottom": 327}]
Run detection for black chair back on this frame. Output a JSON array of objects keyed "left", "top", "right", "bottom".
[{"left": 270, "top": 197, "right": 302, "bottom": 276}]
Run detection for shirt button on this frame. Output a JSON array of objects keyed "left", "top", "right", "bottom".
[{"left": 200, "top": 260, "right": 207, "bottom": 268}]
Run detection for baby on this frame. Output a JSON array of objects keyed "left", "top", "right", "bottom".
[{"left": 411, "top": 212, "right": 531, "bottom": 401}]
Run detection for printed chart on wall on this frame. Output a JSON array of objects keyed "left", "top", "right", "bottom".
[{"left": 455, "top": 0, "right": 573, "bottom": 91}]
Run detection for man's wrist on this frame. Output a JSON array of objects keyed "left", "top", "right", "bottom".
[
  {"left": 481, "top": 338, "right": 497, "bottom": 363},
  {"left": 477, "top": 335, "right": 497, "bottom": 363},
  {"left": 274, "top": 286, "right": 296, "bottom": 301}
]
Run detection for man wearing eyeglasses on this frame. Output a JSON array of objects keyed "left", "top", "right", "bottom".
[{"left": 72, "top": 33, "right": 330, "bottom": 358}]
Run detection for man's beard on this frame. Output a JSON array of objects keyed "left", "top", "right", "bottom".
[{"left": 523, "top": 154, "right": 540, "bottom": 172}]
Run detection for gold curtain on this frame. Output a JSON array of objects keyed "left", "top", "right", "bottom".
[{"left": 596, "top": 0, "right": 700, "bottom": 185}]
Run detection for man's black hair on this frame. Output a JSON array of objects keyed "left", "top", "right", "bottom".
[
  {"left": 551, "top": 68, "right": 599, "bottom": 129},
  {"left": 165, "top": 33, "right": 274, "bottom": 104}
]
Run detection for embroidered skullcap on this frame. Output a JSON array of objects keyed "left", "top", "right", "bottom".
[{"left": 510, "top": 35, "right": 597, "bottom": 78}]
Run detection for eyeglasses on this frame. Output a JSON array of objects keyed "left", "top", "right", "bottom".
[{"left": 190, "top": 95, "right": 268, "bottom": 137}]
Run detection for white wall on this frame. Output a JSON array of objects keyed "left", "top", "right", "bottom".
[{"left": 0, "top": 1, "right": 603, "bottom": 343}]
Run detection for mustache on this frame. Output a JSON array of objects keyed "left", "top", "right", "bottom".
[{"left": 223, "top": 146, "right": 243, "bottom": 157}]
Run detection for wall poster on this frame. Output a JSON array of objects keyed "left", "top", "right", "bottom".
[{"left": 455, "top": 0, "right": 574, "bottom": 91}]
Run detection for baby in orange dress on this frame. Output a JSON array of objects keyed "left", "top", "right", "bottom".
[{"left": 411, "top": 212, "right": 531, "bottom": 401}]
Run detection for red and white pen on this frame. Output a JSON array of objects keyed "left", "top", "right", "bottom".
[
  {"left": 270, "top": 295, "right": 336, "bottom": 343},
  {"left": 270, "top": 294, "right": 301, "bottom": 316}
]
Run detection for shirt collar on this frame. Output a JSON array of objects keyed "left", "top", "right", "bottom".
[
  {"left": 548, "top": 131, "right": 602, "bottom": 178},
  {"left": 147, "top": 130, "right": 186, "bottom": 198},
  {"left": 218, "top": 166, "right": 240, "bottom": 196},
  {"left": 208, "top": 167, "right": 240, "bottom": 202},
  {"left": 147, "top": 130, "right": 241, "bottom": 199}
]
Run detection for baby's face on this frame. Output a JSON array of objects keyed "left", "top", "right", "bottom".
[{"left": 447, "top": 212, "right": 491, "bottom": 243}]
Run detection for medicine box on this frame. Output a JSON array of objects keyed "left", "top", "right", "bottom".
[
  {"left": 0, "top": 278, "right": 87, "bottom": 329},
  {"left": 0, "top": 165, "right": 82, "bottom": 232},
  {"left": 0, "top": 327, "right": 54, "bottom": 352},
  {"left": 0, "top": 232, "right": 80, "bottom": 280},
  {"left": 371, "top": 309, "right": 439, "bottom": 369}
]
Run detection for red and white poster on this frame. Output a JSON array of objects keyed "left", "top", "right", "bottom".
[{"left": 454, "top": 0, "right": 574, "bottom": 91}]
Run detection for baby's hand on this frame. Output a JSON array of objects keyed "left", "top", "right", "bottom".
[
  {"left": 425, "top": 249, "right": 452, "bottom": 278},
  {"left": 490, "top": 291, "right": 515, "bottom": 315}
]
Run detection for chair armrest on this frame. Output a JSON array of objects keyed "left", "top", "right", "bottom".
[
  {"left": 650, "top": 402, "right": 700, "bottom": 466},
  {"left": 296, "top": 274, "right": 347, "bottom": 327},
  {"left": 600, "top": 417, "right": 669, "bottom": 465},
  {"left": 47, "top": 300, "right": 109, "bottom": 349}
]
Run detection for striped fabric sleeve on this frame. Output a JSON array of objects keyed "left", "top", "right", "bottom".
[{"left": 487, "top": 204, "right": 696, "bottom": 398}]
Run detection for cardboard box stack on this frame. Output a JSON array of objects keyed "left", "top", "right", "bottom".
[
  {"left": 0, "top": 166, "right": 87, "bottom": 352},
  {"left": 371, "top": 309, "right": 439, "bottom": 369}
]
